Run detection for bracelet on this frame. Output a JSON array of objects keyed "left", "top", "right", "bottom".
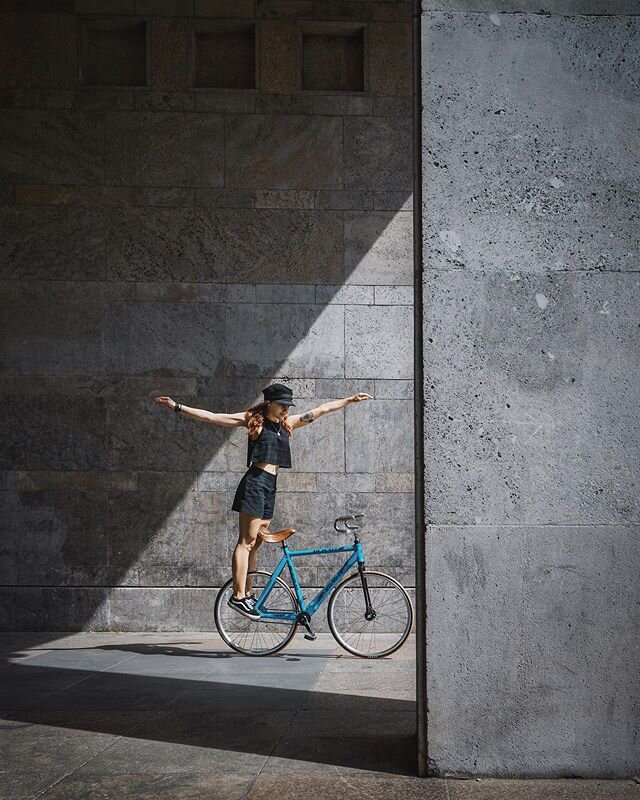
[{"left": 174, "top": 402, "right": 182, "bottom": 413}]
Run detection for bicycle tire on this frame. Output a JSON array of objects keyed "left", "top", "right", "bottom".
[
  {"left": 214, "top": 570, "right": 299, "bottom": 656},
  {"left": 327, "top": 570, "right": 414, "bottom": 658}
]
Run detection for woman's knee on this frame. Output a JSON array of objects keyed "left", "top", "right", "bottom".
[{"left": 237, "top": 515, "right": 264, "bottom": 550}]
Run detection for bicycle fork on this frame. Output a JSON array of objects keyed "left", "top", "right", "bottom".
[{"left": 358, "top": 563, "right": 377, "bottom": 621}]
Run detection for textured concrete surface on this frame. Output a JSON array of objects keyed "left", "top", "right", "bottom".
[
  {"left": 0, "top": 2, "right": 414, "bottom": 631},
  {"left": 422, "top": 4, "right": 640, "bottom": 779}
]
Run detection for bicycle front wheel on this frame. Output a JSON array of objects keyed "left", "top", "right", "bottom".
[
  {"left": 327, "top": 570, "right": 414, "bottom": 658},
  {"left": 214, "top": 570, "right": 298, "bottom": 656}
]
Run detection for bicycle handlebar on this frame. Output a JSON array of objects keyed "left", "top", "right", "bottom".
[{"left": 334, "top": 513, "right": 364, "bottom": 532}]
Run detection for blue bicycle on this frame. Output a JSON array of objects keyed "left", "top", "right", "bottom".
[{"left": 214, "top": 513, "right": 414, "bottom": 658}]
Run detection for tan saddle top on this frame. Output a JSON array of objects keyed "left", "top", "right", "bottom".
[{"left": 258, "top": 526, "right": 296, "bottom": 543}]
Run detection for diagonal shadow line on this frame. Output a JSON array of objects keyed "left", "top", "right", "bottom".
[
  {"left": 3, "top": 199, "right": 416, "bottom": 625},
  {"left": 0, "top": 655, "right": 417, "bottom": 776}
]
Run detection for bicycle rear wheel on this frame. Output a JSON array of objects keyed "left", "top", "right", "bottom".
[
  {"left": 214, "top": 570, "right": 298, "bottom": 656},
  {"left": 327, "top": 570, "right": 414, "bottom": 658}
]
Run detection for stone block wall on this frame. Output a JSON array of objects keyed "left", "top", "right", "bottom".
[
  {"left": 421, "top": 1, "right": 639, "bottom": 778},
  {"left": 0, "top": 0, "right": 414, "bottom": 631}
]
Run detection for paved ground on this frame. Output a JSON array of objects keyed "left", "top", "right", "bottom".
[{"left": 0, "top": 631, "right": 636, "bottom": 799}]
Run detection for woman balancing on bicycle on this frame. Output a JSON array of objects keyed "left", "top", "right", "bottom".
[{"left": 154, "top": 383, "right": 372, "bottom": 620}]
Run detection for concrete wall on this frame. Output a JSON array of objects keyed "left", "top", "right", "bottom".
[
  {"left": 0, "top": 1, "right": 414, "bottom": 631},
  {"left": 422, "top": 1, "right": 639, "bottom": 778}
]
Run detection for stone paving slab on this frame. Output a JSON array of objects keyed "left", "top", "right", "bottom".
[{"left": 0, "top": 633, "right": 636, "bottom": 799}]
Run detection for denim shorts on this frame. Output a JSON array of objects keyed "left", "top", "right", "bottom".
[{"left": 231, "top": 464, "right": 278, "bottom": 519}]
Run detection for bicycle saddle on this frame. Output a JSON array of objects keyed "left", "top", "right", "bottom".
[{"left": 258, "top": 526, "right": 296, "bottom": 543}]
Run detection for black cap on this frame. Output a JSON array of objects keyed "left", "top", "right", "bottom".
[{"left": 262, "top": 383, "right": 296, "bottom": 406}]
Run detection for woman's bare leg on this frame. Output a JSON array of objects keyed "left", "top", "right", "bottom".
[
  {"left": 232, "top": 513, "right": 264, "bottom": 599},
  {"left": 245, "top": 519, "right": 270, "bottom": 595}
]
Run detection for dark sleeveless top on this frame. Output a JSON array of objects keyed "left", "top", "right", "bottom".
[{"left": 247, "top": 415, "right": 292, "bottom": 468}]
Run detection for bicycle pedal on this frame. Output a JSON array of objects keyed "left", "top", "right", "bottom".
[{"left": 303, "top": 630, "right": 316, "bottom": 641}]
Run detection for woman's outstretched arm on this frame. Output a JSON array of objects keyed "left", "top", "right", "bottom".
[
  {"left": 289, "top": 392, "right": 372, "bottom": 430},
  {"left": 153, "top": 396, "right": 248, "bottom": 427}
]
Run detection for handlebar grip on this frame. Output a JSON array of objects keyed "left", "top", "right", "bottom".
[{"left": 333, "top": 513, "right": 365, "bottom": 530}]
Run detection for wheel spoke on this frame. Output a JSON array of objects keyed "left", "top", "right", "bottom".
[
  {"left": 215, "top": 571, "right": 298, "bottom": 656},
  {"left": 328, "top": 571, "right": 413, "bottom": 657}
]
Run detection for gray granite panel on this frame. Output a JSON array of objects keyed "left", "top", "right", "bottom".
[
  {"left": 373, "top": 96, "right": 413, "bottom": 116},
  {"left": 104, "top": 301, "right": 226, "bottom": 377},
  {"left": 345, "top": 210, "right": 413, "bottom": 285},
  {"left": 102, "top": 186, "right": 195, "bottom": 207},
  {"left": 345, "top": 398, "right": 414, "bottom": 473},
  {"left": 109, "top": 393, "right": 232, "bottom": 472},
  {"left": 314, "top": 378, "right": 375, "bottom": 398},
  {"left": 134, "top": 282, "right": 212, "bottom": 302},
  {"left": 316, "top": 472, "right": 375, "bottom": 493},
  {"left": 254, "top": 190, "right": 315, "bottom": 209},
  {"left": 255, "top": 94, "right": 314, "bottom": 115},
  {"left": 0, "top": 397, "right": 108, "bottom": 471},
  {"left": 345, "top": 306, "right": 413, "bottom": 379},
  {"left": 423, "top": 269, "right": 640, "bottom": 525},
  {"left": 106, "top": 207, "right": 227, "bottom": 282},
  {"left": 108, "top": 472, "right": 226, "bottom": 569},
  {"left": 104, "top": 112, "right": 225, "bottom": 187},
  {"left": 1, "top": 489, "right": 108, "bottom": 582},
  {"left": 285, "top": 398, "right": 346, "bottom": 473},
  {"left": 374, "top": 285, "right": 413, "bottom": 305},
  {"left": 222, "top": 209, "right": 344, "bottom": 283},
  {"left": 312, "top": 95, "right": 373, "bottom": 116},
  {"left": 314, "top": 189, "right": 373, "bottom": 211},
  {"left": 375, "top": 472, "right": 414, "bottom": 492},
  {"left": 0, "top": 110, "right": 104, "bottom": 185},
  {"left": 0, "top": 587, "right": 109, "bottom": 631},
  {"left": 0, "top": 206, "right": 107, "bottom": 280},
  {"left": 0, "top": 376, "right": 196, "bottom": 398},
  {"left": 1, "top": 296, "right": 103, "bottom": 375},
  {"left": 195, "top": 188, "right": 257, "bottom": 208},
  {"left": 374, "top": 190, "right": 413, "bottom": 211},
  {"left": 225, "top": 115, "right": 343, "bottom": 189},
  {"left": 344, "top": 116, "right": 412, "bottom": 192},
  {"left": 422, "top": 13, "right": 640, "bottom": 272},
  {"left": 255, "top": 283, "right": 316, "bottom": 303},
  {"left": 275, "top": 471, "right": 316, "bottom": 492},
  {"left": 375, "top": 379, "right": 413, "bottom": 399},
  {"left": 108, "top": 586, "right": 226, "bottom": 630},
  {"left": 225, "top": 304, "right": 344, "bottom": 377},
  {"left": 315, "top": 284, "right": 374, "bottom": 305}
]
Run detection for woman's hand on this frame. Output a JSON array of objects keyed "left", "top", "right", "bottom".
[
  {"left": 153, "top": 396, "right": 176, "bottom": 410},
  {"left": 349, "top": 392, "right": 373, "bottom": 403}
]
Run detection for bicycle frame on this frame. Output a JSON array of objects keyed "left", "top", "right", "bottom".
[{"left": 252, "top": 540, "right": 366, "bottom": 621}]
